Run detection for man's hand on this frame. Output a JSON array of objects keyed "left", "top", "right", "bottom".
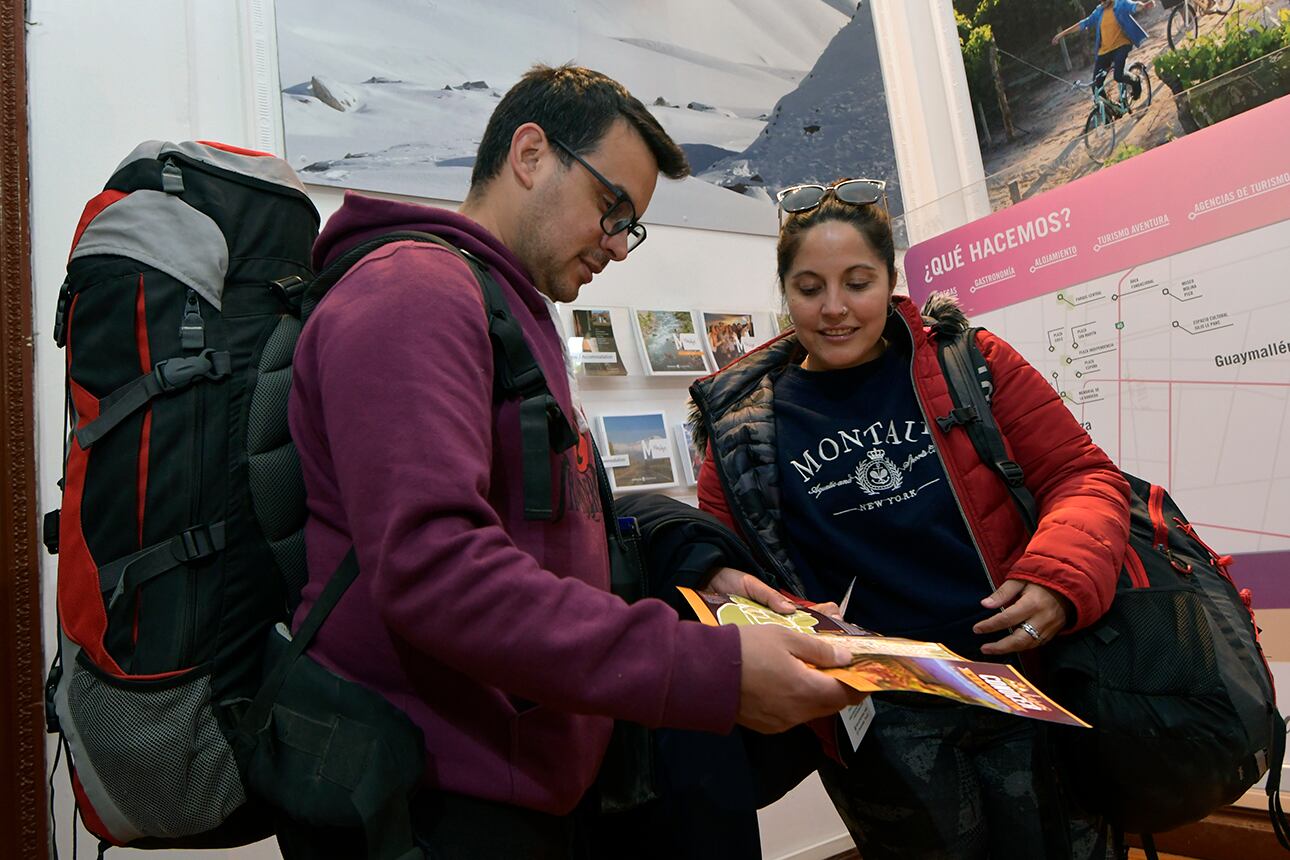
[
  {"left": 735, "top": 626, "right": 866, "bottom": 734},
  {"left": 972, "top": 579, "right": 1072, "bottom": 656},
  {"left": 705, "top": 566, "right": 797, "bottom": 613},
  {"left": 1052, "top": 31, "right": 1062, "bottom": 45}
]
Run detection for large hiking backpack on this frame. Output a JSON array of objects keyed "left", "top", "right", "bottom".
[
  {"left": 42, "top": 143, "right": 614, "bottom": 854},
  {"left": 43, "top": 140, "right": 319, "bottom": 849},
  {"left": 936, "top": 327, "right": 1289, "bottom": 850}
]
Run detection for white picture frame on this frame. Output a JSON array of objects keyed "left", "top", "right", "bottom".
[
  {"left": 631, "top": 308, "right": 712, "bottom": 376},
  {"left": 596, "top": 412, "right": 679, "bottom": 492},
  {"left": 676, "top": 422, "right": 704, "bottom": 487}
]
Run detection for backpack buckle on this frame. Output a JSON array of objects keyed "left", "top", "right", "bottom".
[
  {"left": 996, "top": 459, "right": 1026, "bottom": 487},
  {"left": 161, "top": 160, "right": 185, "bottom": 194},
  {"left": 53, "top": 279, "right": 71, "bottom": 347},
  {"left": 270, "top": 275, "right": 308, "bottom": 311},
  {"left": 154, "top": 349, "right": 231, "bottom": 392},
  {"left": 936, "top": 406, "right": 977, "bottom": 432},
  {"left": 42, "top": 509, "right": 60, "bottom": 555},
  {"left": 177, "top": 523, "right": 218, "bottom": 561},
  {"left": 45, "top": 663, "right": 62, "bottom": 734}
]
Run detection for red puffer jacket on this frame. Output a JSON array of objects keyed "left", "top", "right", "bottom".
[{"left": 691, "top": 294, "right": 1131, "bottom": 633}]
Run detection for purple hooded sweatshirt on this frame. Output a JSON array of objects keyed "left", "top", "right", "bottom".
[{"left": 288, "top": 192, "right": 742, "bottom": 815}]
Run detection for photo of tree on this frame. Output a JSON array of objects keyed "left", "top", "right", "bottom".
[{"left": 632, "top": 309, "right": 712, "bottom": 375}]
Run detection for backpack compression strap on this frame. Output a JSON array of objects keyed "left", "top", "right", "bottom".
[
  {"left": 303, "top": 231, "right": 578, "bottom": 521},
  {"left": 73, "top": 348, "right": 231, "bottom": 449},
  {"left": 935, "top": 328, "right": 1039, "bottom": 532}
]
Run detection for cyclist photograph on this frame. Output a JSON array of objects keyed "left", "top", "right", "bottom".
[{"left": 1053, "top": 0, "right": 1158, "bottom": 103}]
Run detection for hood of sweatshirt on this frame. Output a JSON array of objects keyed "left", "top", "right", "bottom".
[{"left": 313, "top": 190, "right": 549, "bottom": 317}]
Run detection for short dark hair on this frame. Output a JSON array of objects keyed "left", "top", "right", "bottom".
[
  {"left": 776, "top": 186, "right": 898, "bottom": 290},
  {"left": 469, "top": 64, "right": 689, "bottom": 189}
]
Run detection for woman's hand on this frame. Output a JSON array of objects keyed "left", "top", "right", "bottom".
[
  {"left": 972, "top": 580, "right": 1073, "bottom": 655},
  {"left": 704, "top": 567, "right": 797, "bottom": 614}
]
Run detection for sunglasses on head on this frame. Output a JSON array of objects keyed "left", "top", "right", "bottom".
[
  {"left": 550, "top": 137, "right": 647, "bottom": 253},
  {"left": 776, "top": 178, "right": 887, "bottom": 215}
]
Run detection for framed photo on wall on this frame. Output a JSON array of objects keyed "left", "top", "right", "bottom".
[
  {"left": 632, "top": 309, "right": 712, "bottom": 376},
  {"left": 568, "top": 307, "right": 628, "bottom": 376},
  {"left": 596, "top": 412, "right": 679, "bottom": 492},
  {"left": 271, "top": 0, "right": 905, "bottom": 238},
  {"left": 699, "top": 311, "right": 761, "bottom": 370}
]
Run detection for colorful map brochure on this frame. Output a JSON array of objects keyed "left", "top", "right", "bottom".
[{"left": 679, "top": 588, "right": 1088, "bottom": 728}]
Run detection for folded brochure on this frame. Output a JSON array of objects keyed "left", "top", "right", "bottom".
[{"left": 679, "top": 587, "right": 1088, "bottom": 728}]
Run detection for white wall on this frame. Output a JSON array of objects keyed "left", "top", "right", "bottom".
[{"left": 24, "top": 1, "right": 857, "bottom": 857}]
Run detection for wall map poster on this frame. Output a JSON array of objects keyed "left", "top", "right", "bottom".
[{"left": 906, "top": 96, "right": 1290, "bottom": 621}]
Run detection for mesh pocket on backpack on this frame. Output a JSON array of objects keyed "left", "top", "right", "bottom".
[
  {"left": 66, "top": 658, "right": 246, "bottom": 838},
  {"left": 1098, "top": 588, "right": 1219, "bottom": 694}
]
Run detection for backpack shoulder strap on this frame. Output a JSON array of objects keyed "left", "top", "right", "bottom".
[
  {"left": 935, "top": 327, "right": 1039, "bottom": 532},
  {"left": 304, "top": 230, "right": 577, "bottom": 521}
]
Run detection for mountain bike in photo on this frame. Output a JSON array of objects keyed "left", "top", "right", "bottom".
[
  {"left": 1166, "top": 0, "right": 1236, "bottom": 50},
  {"left": 1082, "top": 61, "right": 1154, "bottom": 164}
]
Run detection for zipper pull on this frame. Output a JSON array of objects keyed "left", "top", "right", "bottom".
[{"left": 180, "top": 289, "right": 205, "bottom": 350}]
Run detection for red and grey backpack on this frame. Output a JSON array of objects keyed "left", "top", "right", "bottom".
[
  {"left": 43, "top": 140, "right": 320, "bottom": 850},
  {"left": 42, "top": 141, "right": 597, "bottom": 857}
]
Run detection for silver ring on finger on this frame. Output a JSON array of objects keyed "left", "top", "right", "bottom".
[{"left": 1019, "top": 621, "right": 1043, "bottom": 642}]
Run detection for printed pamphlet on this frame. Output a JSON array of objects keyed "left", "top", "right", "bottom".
[{"left": 679, "top": 588, "right": 1088, "bottom": 727}]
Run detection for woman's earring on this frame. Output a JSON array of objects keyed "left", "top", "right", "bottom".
[{"left": 886, "top": 302, "right": 896, "bottom": 318}]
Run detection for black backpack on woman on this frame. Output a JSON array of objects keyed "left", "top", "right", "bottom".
[{"left": 936, "top": 327, "right": 1289, "bottom": 855}]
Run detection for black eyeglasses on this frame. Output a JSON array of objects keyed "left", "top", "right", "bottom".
[
  {"left": 776, "top": 178, "right": 887, "bottom": 216},
  {"left": 551, "top": 138, "right": 647, "bottom": 253}
]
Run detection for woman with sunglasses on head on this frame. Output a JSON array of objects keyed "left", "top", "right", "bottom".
[{"left": 688, "top": 180, "right": 1130, "bottom": 859}]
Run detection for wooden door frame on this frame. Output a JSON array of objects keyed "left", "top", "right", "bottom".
[{"left": 1, "top": 0, "right": 50, "bottom": 858}]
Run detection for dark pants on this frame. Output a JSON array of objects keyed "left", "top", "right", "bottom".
[
  {"left": 818, "top": 696, "right": 1110, "bottom": 860},
  {"left": 275, "top": 790, "right": 593, "bottom": 860},
  {"left": 589, "top": 727, "right": 769, "bottom": 860},
  {"left": 1093, "top": 45, "right": 1137, "bottom": 96}
]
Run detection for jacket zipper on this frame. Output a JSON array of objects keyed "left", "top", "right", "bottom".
[
  {"left": 1148, "top": 483, "right": 1193, "bottom": 574},
  {"left": 1148, "top": 484, "right": 1169, "bottom": 552}
]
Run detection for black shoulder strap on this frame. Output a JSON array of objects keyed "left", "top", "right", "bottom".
[
  {"left": 305, "top": 230, "right": 577, "bottom": 521},
  {"left": 935, "top": 328, "right": 1039, "bottom": 533}
]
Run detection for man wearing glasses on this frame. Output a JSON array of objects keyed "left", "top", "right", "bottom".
[{"left": 283, "top": 64, "right": 861, "bottom": 858}]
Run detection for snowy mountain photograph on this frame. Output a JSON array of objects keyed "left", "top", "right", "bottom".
[{"left": 274, "top": 0, "right": 903, "bottom": 236}]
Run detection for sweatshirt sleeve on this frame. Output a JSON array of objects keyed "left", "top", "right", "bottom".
[
  {"left": 978, "top": 331, "right": 1131, "bottom": 630},
  {"left": 296, "top": 243, "right": 741, "bottom": 731}
]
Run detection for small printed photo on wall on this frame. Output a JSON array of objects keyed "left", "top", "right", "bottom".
[
  {"left": 596, "top": 412, "right": 679, "bottom": 492},
  {"left": 569, "top": 307, "right": 627, "bottom": 376},
  {"left": 700, "top": 311, "right": 761, "bottom": 370},
  {"left": 632, "top": 309, "right": 712, "bottom": 376}
]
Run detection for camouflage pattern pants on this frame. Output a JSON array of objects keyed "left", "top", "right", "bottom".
[{"left": 819, "top": 696, "right": 1110, "bottom": 860}]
